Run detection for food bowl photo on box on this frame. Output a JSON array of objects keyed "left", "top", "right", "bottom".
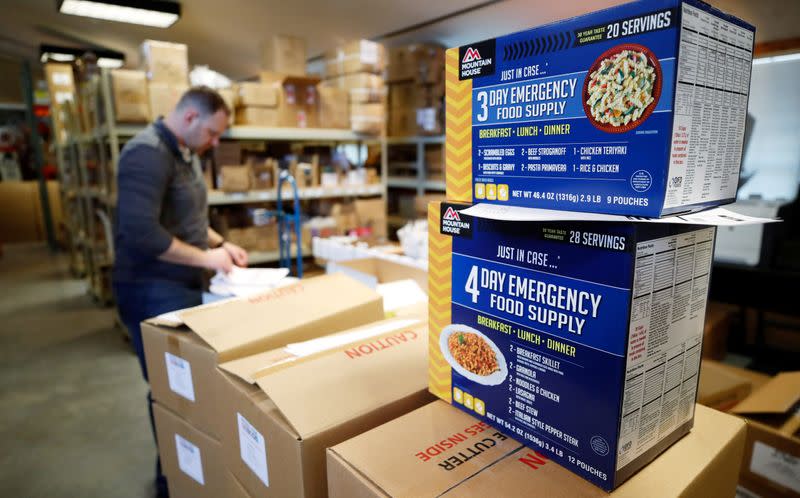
[
  {"left": 583, "top": 43, "right": 663, "bottom": 133},
  {"left": 439, "top": 324, "right": 508, "bottom": 386}
]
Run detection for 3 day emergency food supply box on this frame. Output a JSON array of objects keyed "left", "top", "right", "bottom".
[
  {"left": 445, "top": 0, "right": 754, "bottom": 216},
  {"left": 427, "top": 201, "right": 717, "bottom": 490}
]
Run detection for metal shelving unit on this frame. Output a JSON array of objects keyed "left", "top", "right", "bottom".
[
  {"left": 383, "top": 135, "right": 445, "bottom": 229},
  {"left": 56, "top": 68, "right": 390, "bottom": 290}
]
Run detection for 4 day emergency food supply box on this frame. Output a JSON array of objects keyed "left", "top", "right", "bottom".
[
  {"left": 428, "top": 201, "right": 716, "bottom": 490},
  {"left": 445, "top": 0, "right": 754, "bottom": 216}
]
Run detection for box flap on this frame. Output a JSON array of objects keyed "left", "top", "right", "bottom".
[
  {"left": 218, "top": 318, "right": 420, "bottom": 384},
  {"left": 254, "top": 323, "right": 428, "bottom": 438},
  {"left": 218, "top": 348, "right": 296, "bottom": 384},
  {"left": 732, "top": 372, "right": 800, "bottom": 415},
  {"left": 178, "top": 274, "right": 382, "bottom": 360},
  {"left": 698, "top": 360, "right": 752, "bottom": 409}
]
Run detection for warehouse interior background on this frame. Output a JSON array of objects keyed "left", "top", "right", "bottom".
[{"left": 0, "top": 0, "right": 799, "bottom": 497}]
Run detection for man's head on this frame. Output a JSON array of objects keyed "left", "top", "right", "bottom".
[{"left": 165, "top": 86, "right": 230, "bottom": 155}]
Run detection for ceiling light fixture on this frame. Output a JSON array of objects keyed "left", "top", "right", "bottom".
[
  {"left": 40, "top": 44, "right": 126, "bottom": 68},
  {"left": 752, "top": 52, "right": 800, "bottom": 65},
  {"left": 58, "top": 0, "right": 181, "bottom": 28}
]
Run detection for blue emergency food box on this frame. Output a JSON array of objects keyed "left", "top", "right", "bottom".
[
  {"left": 428, "top": 201, "right": 717, "bottom": 490},
  {"left": 444, "top": 0, "right": 755, "bottom": 216}
]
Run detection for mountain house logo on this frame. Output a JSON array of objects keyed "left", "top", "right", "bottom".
[
  {"left": 443, "top": 206, "right": 461, "bottom": 221},
  {"left": 459, "top": 39, "right": 496, "bottom": 80},
  {"left": 440, "top": 203, "right": 473, "bottom": 238},
  {"left": 462, "top": 47, "right": 482, "bottom": 63}
]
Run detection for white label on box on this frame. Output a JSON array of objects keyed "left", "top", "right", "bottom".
[
  {"left": 164, "top": 352, "right": 196, "bottom": 402},
  {"left": 750, "top": 441, "right": 800, "bottom": 493},
  {"left": 175, "top": 434, "right": 205, "bottom": 485},
  {"left": 664, "top": 3, "right": 753, "bottom": 209},
  {"left": 238, "top": 413, "right": 269, "bottom": 487},
  {"left": 52, "top": 72, "right": 72, "bottom": 86},
  {"left": 616, "top": 227, "right": 715, "bottom": 470},
  {"left": 360, "top": 40, "right": 379, "bottom": 65}
]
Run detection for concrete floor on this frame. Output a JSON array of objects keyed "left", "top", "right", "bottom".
[{"left": 0, "top": 244, "right": 156, "bottom": 497}]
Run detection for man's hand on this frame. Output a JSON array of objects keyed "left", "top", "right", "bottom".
[
  {"left": 222, "top": 241, "right": 249, "bottom": 267},
  {"left": 203, "top": 247, "right": 234, "bottom": 273}
]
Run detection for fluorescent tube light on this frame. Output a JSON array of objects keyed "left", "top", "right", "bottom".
[
  {"left": 753, "top": 52, "right": 800, "bottom": 65},
  {"left": 58, "top": 0, "right": 181, "bottom": 28}
]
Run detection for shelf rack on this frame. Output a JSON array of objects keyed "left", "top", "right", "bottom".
[{"left": 55, "top": 68, "right": 390, "bottom": 304}]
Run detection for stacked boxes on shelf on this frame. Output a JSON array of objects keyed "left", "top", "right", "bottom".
[
  {"left": 141, "top": 40, "right": 190, "bottom": 120},
  {"left": 386, "top": 44, "right": 445, "bottom": 136},
  {"left": 233, "top": 81, "right": 280, "bottom": 126},
  {"left": 423, "top": 0, "right": 756, "bottom": 492},
  {"left": 323, "top": 40, "right": 386, "bottom": 134}
]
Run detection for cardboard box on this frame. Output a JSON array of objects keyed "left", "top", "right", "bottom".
[
  {"left": 227, "top": 471, "right": 252, "bottom": 498},
  {"left": 328, "top": 258, "right": 428, "bottom": 315},
  {"left": 328, "top": 401, "right": 745, "bottom": 497},
  {"left": 110, "top": 69, "right": 149, "bottom": 123},
  {"left": 427, "top": 200, "right": 717, "bottom": 490},
  {"left": 235, "top": 82, "right": 280, "bottom": 108},
  {"left": 141, "top": 39, "right": 189, "bottom": 84},
  {"left": 153, "top": 403, "right": 229, "bottom": 498},
  {"left": 262, "top": 34, "right": 307, "bottom": 76},
  {"left": 389, "top": 82, "right": 444, "bottom": 109},
  {"left": 235, "top": 106, "right": 280, "bottom": 126},
  {"left": 389, "top": 106, "right": 442, "bottom": 136},
  {"left": 226, "top": 227, "right": 259, "bottom": 251},
  {"left": 703, "top": 302, "right": 736, "bottom": 360},
  {"left": 218, "top": 318, "right": 433, "bottom": 498},
  {"left": 387, "top": 44, "right": 446, "bottom": 83},
  {"left": 350, "top": 103, "right": 384, "bottom": 135},
  {"left": 325, "top": 40, "right": 386, "bottom": 77},
  {"left": 292, "top": 158, "right": 319, "bottom": 188},
  {"left": 252, "top": 224, "right": 279, "bottom": 252},
  {"left": 44, "top": 63, "right": 76, "bottom": 143},
  {"left": 323, "top": 73, "right": 386, "bottom": 104},
  {"left": 319, "top": 87, "right": 350, "bottom": 129},
  {"left": 148, "top": 82, "right": 188, "bottom": 120},
  {"left": 217, "top": 87, "right": 235, "bottom": 124},
  {"left": 330, "top": 257, "right": 428, "bottom": 293},
  {"left": 260, "top": 73, "right": 321, "bottom": 128},
  {"left": 220, "top": 164, "right": 252, "bottom": 192},
  {"left": 0, "top": 181, "right": 46, "bottom": 242},
  {"left": 250, "top": 159, "right": 275, "bottom": 190},
  {"left": 142, "top": 274, "right": 384, "bottom": 438},
  {"left": 353, "top": 197, "right": 387, "bottom": 238},
  {"left": 731, "top": 372, "right": 800, "bottom": 497},
  {"left": 698, "top": 360, "right": 758, "bottom": 411},
  {"left": 446, "top": 0, "right": 754, "bottom": 216}
]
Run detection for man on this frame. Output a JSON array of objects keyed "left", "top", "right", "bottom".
[{"left": 112, "top": 87, "right": 247, "bottom": 497}]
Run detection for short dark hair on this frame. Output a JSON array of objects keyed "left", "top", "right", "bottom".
[{"left": 176, "top": 86, "right": 230, "bottom": 116}]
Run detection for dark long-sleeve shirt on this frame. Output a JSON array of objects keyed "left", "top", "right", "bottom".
[{"left": 113, "top": 120, "right": 208, "bottom": 287}]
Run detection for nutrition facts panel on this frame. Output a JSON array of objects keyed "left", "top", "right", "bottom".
[
  {"left": 615, "top": 227, "right": 715, "bottom": 470},
  {"left": 664, "top": 4, "right": 754, "bottom": 209}
]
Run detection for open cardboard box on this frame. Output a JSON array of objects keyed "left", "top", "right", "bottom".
[
  {"left": 216, "top": 318, "right": 433, "bottom": 498},
  {"left": 328, "top": 401, "right": 747, "bottom": 498},
  {"left": 731, "top": 372, "right": 800, "bottom": 497},
  {"left": 142, "top": 273, "right": 384, "bottom": 438},
  {"left": 698, "top": 360, "right": 771, "bottom": 412}
]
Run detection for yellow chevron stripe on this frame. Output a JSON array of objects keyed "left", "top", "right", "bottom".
[
  {"left": 446, "top": 127, "right": 471, "bottom": 141},
  {"left": 446, "top": 111, "right": 471, "bottom": 126},
  {"left": 446, "top": 142, "right": 471, "bottom": 157}
]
